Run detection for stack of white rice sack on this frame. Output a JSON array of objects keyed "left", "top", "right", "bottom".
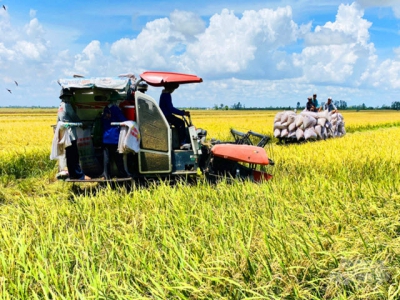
[{"left": 273, "top": 110, "right": 346, "bottom": 141}]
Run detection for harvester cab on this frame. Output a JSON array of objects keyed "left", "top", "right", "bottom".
[{"left": 52, "top": 71, "right": 273, "bottom": 183}]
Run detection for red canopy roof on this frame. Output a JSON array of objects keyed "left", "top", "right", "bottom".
[{"left": 140, "top": 71, "right": 203, "bottom": 87}]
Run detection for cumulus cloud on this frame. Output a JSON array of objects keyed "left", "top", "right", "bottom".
[
  {"left": 356, "top": 0, "right": 400, "bottom": 18},
  {"left": 14, "top": 40, "right": 46, "bottom": 60},
  {"left": 73, "top": 41, "right": 108, "bottom": 75},
  {"left": 295, "top": 3, "right": 375, "bottom": 86},
  {"left": 25, "top": 18, "right": 45, "bottom": 38},
  {"left": 183, "top": 7, "right": 305, "bottom": 75},
  {"left": 170, "top": 10, "right": 205, "bottom": 40},
  {"left": 1, "top": 2, "right": 400, "bottom": 107},
  {"left": 110, "top": 17, "right": 186, "bottom": 71}
]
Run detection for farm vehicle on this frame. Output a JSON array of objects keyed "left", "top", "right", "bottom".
[{"left": 52, "top": 71, "right": 274, "bottom": 183}]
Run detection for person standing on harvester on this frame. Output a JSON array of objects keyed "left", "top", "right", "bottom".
[
  {"left": 57, "top": 88, "right": 90, "bottom": 180},
  {"left": 102, "top": 91, "right": 129, "bottom": 178}
]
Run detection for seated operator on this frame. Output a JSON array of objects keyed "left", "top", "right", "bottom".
[{"left": 159, "top": 83, "right": 190, "bottom": 147}]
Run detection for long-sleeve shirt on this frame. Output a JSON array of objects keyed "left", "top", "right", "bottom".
[
  {"left": 323, "top": 102, "right": 337, "bottom": 112},
  {"left": 159, "top": 91, "right": 184, "bottom": 117},
  {"left": 57, "top": 101, "right": 81, "bottom": 141}
]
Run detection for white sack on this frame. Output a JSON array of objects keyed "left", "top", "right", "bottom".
[
  {"left": 296, "top": 128, "right": 304, "bottom": 141},
  {"left": 274, "top": 121, "right": 287, "bottom": 130},
  {"left": 304, "top": 127, "right": 317, "bottom": 140},
  {"left": 281, "top": 111, "right": 296, "bottom": 123},
  {"left": 317, "top": 110, "right": 331, "bottom": 121},
  {"left": 280, "top": 112, "right": 290, "bottom": 123},
  {"left": 274, "top": 112, "right": 284, "bottom": 123},
  {"left": 295, "top": 114, "right": 303, "bottom": 127},
  {"left": 300, "top": 111, "right": 318, "bottom": 118},
  {"left": 317, "top": 117, "right": 326, "bottom": 127},
  {"left": 287, "top": 114, "right": 296, "bottom": 125},
  {"left": 314, "top": 125, "right": 323, "bottom": 139},
  {"left": 274, "top": 128, "right": 281, "bottom": 138},
  {"left": 288, "top": 130, "right": 297, "bottom": 138},
  {"left": 303, "top": 115, "right": 317, "bottom": 128},
  {"left": 281, "top": 128, "right": 289, "bottom": 138},
  {"left": 288, "top": 122, "right": 296, "bottom": 132}
]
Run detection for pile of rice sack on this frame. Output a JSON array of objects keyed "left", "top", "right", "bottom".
[{"left": 273, "top": 110, "right": 346, "bottom": 141}]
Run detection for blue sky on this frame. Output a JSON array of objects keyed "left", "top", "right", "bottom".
[{"left": 1, "top": 0, "right": 400, "bottom": 108}]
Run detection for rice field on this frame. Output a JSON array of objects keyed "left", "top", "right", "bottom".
[{"left": 0, "top": 108, "right": 399, "bottom": 299}]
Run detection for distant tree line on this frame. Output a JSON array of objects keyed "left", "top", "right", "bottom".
[{"left": 212, "top": 100, "right": 400, "bottom": 111}]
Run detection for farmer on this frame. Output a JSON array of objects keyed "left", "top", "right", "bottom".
[
  {"left": 136, "top": 82, "right": 148, "bottom": 93},
  {"left": 159, "top": 83, "right": 190, "bottom": 147},
  {"left": 102, "top": 91, "right": 129, "bottom": 178},
  {"left": 57, "top": 88, "right": 90, "bottom": 180},
  {"left": 306, "top": 97, "right": 316, "bottom": 111},
  {"left": 323, "top": 97, "right": 338, "bottom": 113},
  {"left": 312, "top": 93, "right": 319, "bottom": 111}
]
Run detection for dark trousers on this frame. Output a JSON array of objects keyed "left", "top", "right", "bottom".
[
  {"left": 104, "top": 144, "right": 128, "bottom": 178},
  {"left": 166, "top": 115, "right": 186, "bottom": 145},
  {"left": 66, "top": 140, "right": 84, "bottom": 179}
]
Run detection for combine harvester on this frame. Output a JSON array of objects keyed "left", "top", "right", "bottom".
[
  {"left": 51, "top": 71, "right": 274, "bottom": 184},
  {"left": 273, "top": 109, "right": 346, "bottom": 144}
]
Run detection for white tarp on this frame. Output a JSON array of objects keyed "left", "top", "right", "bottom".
[{"left": 58, "top": 77, "right": 130, "bottom": 90}]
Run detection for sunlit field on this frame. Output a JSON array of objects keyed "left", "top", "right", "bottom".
[{"left": 0, "top": 108, "right": 399, "bottom": 299}]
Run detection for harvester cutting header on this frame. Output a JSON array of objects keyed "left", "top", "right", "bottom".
[{"left": 51, "top": 71, "right": 274, "bottom": 183}]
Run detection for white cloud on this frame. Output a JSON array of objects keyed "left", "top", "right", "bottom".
[
  {"left": 29, "top": 9, "right": 37, "bottom": 19},
  {"left": 356, "top": 0, "right": 400, "bottom": 18},
  {"left": 25, "top": 18, "right": 45, "bottom": 38},
  {"left": 170, "top": 10, "right": 205, "bottom": 40},
  {"left": 361, "top": 46, "right": 400, "bottom": 89},
  {"left": 110, "top": 17, "right": 186, "bottom": 71},
  {"left": 294, "top": 3, "right": 375, "bottom": 86},
  {"left": 1, "top": 1, "right": 400, "bottom": 107},
  {"left": 14, "top": 40, "right": 46, "bottom": 60},
  {"left": 0, "top": 43, "right": 14, "bottom": 61},
  {"left": 182, "top": 6, "right": 306, "bottom": 76},
  {"left": 73, "top": 40, "right": 107, "bottom": 75}
]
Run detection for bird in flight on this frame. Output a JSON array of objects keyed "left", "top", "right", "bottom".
[
  {"left": 14, "top": 81, "right": 18, "bottom": 86},
  {"left": 2, "top": 5, "right": 6, "bottom": 10},
  {"left": 6, "top": 88, "right": 12, "bottom": 93}
]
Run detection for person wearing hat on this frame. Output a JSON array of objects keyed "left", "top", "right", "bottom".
[
  {"left": 159, "top": 83, "right": 190, "bottom": 147},
  {"left": 137, "top": 82, "right": 148, "bottom": 93},
  {"left": 312, "top": 93, "right": 319, "bottom": 111},
  {"left": 102, "top": 91, "right": 129, "bottom": 178},
  {"left": 57, "top": 88, "right": 90, "bottom": 180},
  {"left": 323, "top": 97, "right": 338, "bottom": 113},
  {"left": 306, "top": 96, "right": 316, "bottom": 111}
]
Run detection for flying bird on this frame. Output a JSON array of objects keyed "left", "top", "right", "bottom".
[
  {"left": 6, "top": 88, "right": 11, "bottom": 93},
  {"left": 2, "top": 5, "right": 6, "bottom": 10},
  {"left": 14, "top": 81, "right": 18, "bottom": 86}
]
